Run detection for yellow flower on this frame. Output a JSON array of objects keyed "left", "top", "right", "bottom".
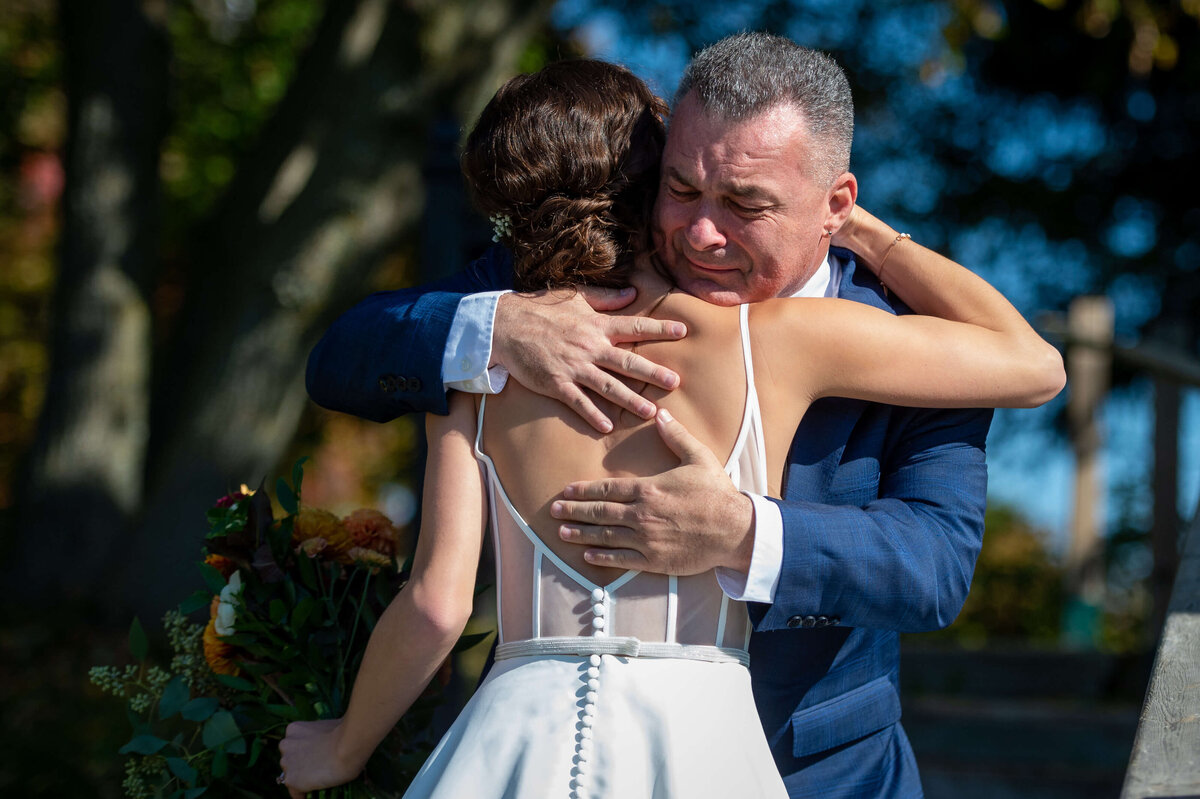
[{"left": 293, "top": 506, "right": 353, "bottom": 560}]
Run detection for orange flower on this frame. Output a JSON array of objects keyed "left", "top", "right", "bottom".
[
  {"left": 344, "top": 509, "right": 403, "bottom": 557},
  {"left": 293, "top": 506, "right": 353, "bottom": 560},
  {"left": 204, "top": 553, "right": 238, "bottom": 578},
  {"left": 203, "top": 597, "right": 241, "bottom": 676}
]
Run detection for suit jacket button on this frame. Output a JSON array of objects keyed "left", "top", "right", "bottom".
[
  {"left": 378, "top": 376, "right": 390, "bottom": 392},
  {"left": 801, "top": 615, "right": 817, "bottom": 628},
  {"left": 786, "top": 615, "right": 803, "bottom": 629},
  {"left": 406, "top": 377, "right": 422, "bottom": 392},
  {"left": 830, "top": 616, "right": 841, "bottom": 626}
]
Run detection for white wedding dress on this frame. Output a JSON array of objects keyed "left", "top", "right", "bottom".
[{"left": 403, "top": 305, "right": 788, "bottom": 799}]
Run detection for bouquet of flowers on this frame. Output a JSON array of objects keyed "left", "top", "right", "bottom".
[{"left": 90, "top": 459, "right": 488, "bottom": 799}]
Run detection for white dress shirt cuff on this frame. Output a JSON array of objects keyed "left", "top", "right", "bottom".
[
  {"left": 443, "top": 291, "right": 511, "bottom": 394},
  {"left": 715, "top": 492, "right": 783, "bottom": 603}
]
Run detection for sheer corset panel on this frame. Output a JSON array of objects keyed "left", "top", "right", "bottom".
[{"left": 474, "top": 304, "right": 767, "bottom": 657}]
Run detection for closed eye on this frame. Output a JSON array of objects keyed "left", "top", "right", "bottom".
[
  {"left": 729, "top": 200, "right": 769, "bottom": 217},
  {"left": 667, "top": 184, "right": 699, "bottom": 201}
]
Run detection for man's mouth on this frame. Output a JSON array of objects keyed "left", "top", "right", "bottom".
[{"left": 681, "top": 252, "right": 736, "bottom": 274}]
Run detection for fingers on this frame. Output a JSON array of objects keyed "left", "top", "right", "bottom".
[
  {"left": 654, "top": 408, "right": 713, "bottom": 464},
  {"left": 558, "top": 523, "right": 639, "bottom": 550},
  {"left": 582, "top": 547, "right": 649, "bottom": 569},
  {"left": 560, "top": 478, "right": 639, "bottom": 503},
  {"left": 579, "top": 285, "right": 638, "bottom": 311},
  {"left": 551, "top": 497, "right": 634, "bottom": 527},
  {"left": 576, "top": 367, "right": 658, "bottom": 420},
  {"left": 557, "top": 384, "right": 615, "bottom": 433},
  {"left": 594, "top": 347, "right": 680, "bottom": 391},
  {"left": 606, "top": 315, "right": 687, "bottom": 346}
]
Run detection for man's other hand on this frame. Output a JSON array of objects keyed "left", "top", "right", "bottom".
[
  {"left": 553, "top": 409, "right": 755, "bottom": 574},
  {"left": 493, "top": 287, "right": 686, "bottom": 433}
]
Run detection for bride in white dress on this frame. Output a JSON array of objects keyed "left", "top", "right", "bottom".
[{"left": 278, "top": 60, "right": 1063, "bottom": 798}]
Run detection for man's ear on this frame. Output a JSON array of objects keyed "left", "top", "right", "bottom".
[{"left": 824, "top": 172, "right": 858, "bottom": 234}]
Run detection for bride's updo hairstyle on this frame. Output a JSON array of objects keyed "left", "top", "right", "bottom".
[{"left": 462, "top": 60, "right": 667, "bottom": 291}]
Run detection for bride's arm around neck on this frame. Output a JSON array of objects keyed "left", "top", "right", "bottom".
[{"left": 751, "top": 207, "right": 1065, "bottom": 412}]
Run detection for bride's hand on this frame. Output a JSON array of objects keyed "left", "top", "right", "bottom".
[
  {"left": 278, "top": 718, "right": 362, "bottom": 798},
  {"left": 830, "top": 204, "right": 864, "bottom": 249},
  {"left": 828, "top": 206, "right": 902, "bottom": 276}
]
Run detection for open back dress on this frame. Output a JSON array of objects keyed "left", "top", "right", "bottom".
[{"left": 402, "top": 305, "right": 788, "bottom": 799}]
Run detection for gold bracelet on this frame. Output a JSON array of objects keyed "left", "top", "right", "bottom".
[{"left": 877, "top": 232, "right": 911, "bottom": 294}]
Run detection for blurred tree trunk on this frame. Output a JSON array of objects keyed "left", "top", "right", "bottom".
[
  {"left": 12, "top": 0, "right": 552, "bottom": 615},
  {"left": 13, "top": 0, "right": 168, "bottom": 601},
  {"left": 123, "top": 0, "right": 553, "bottom": 615}
]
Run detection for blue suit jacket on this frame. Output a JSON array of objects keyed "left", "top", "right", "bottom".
[{"left": 306, "top": 246, "right": 993, "bottom": 798}]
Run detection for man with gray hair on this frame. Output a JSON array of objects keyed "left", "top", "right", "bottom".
[{"left": 308, "top": 32, "right": 989, "bottom": 798}]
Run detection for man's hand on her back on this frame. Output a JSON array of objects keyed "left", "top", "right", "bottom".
[{"left": 493, "top": 287, "right": 686, "bottom": 433}]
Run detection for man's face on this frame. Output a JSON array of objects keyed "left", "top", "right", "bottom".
[{"left": 653, "top": 92, "right": 848, "bottom": 305}]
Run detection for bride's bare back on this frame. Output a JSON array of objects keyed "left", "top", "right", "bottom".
[{"left": 479, "top": 271, "right": 802, "bottom": 585}]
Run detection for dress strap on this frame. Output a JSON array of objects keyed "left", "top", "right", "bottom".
[{"left": 474, "top": 394, "right": 488, "bottom": 455}]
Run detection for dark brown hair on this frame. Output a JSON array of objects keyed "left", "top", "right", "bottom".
[{"left": 462, "top": 60, "right": 667, "bottom": 291}]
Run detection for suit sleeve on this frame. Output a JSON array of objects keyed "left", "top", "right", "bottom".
[
  {"left": 305, "top": 246, "right": 513, "bottom": 422},
  {"left": 752, "top": 406, "right": 993, "bottom": 633}
]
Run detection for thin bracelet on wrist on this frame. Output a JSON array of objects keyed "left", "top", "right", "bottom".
[{"left": 876, "top": 232, "right": 911, "bottom": 295}]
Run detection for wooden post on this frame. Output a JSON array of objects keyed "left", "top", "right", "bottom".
[
  {"left": 1121, "top": 496, "right": 1200, "bottom": 797},
  {"left": 1066, "top": 296, "right": 1114, "bottom": 609}
]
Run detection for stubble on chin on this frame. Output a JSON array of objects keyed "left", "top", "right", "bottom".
[{"left": 673, "top": 274, "right": 747, "bottom": 307}]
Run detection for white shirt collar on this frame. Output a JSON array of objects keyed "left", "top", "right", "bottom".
[{"left": 789, "top": 252, "right": 840, "bottom": 299}]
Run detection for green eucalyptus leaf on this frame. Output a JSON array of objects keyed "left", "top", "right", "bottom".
[
  {"left": 296, "top": 551, "right": 318, "bottom": 590},
  {"left": 292, "top": 596, "right": 318, "bottom": 631},
  {"left": 238, "top": 661, "right": 275, "bottom": 676},
  {"left": 178, "top": 589, "right": 212, "bottom": 615},
  {"left": 181, "top": 697, "right": 219, "bottom": 722},
  {"left": 129, "top": 618, "right": 149, "bottom": 662},
  {"left": 265, "top": 703, "right": 303, "bottom": 721},
  {"left": 248, "top": 735, "right": 265, "bottom": 767},
  {"left": 291, "top": 456, "right": 308, "bottom": 500},
  {"left": 184, "top": 788, "right": 207, "bottom": 799},
  {"left": 119, "top": 734, "right": 167, "bottom": 755},
  {"left": 158, "top": 675, "right": 190, "bottom": 719},
  {"left": 198, "top": 562, "right": 228, "bottom": 594},
  {"left": 201, "top": 710, "right": 242, "bottom": 750},
  {"left": 214, "top": 673, "right": 255, "bottom": 691},
  {"left": 211, "top": 748, "right": 229, "bottom": 778},
  {"left": 269, "top": 598, "right": 287, "bottom": 624},
  {"left": 276, "top": 477, "right": 298, "bottom": 514},
  {"left": 166, "top": 756, "right": 198, "bottom": 784}
]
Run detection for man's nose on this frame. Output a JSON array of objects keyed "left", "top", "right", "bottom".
[{"left": 684, "top": 204, "right": 727, "bottom": 251}]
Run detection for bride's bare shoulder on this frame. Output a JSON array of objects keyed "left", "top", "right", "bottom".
[{"left": 657, "top": 292, "right": 742, "bottom": 331}]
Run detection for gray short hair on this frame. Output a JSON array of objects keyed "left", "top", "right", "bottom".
[{"left": 675, "top": 32, "right": 854, "bottom": 184}]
